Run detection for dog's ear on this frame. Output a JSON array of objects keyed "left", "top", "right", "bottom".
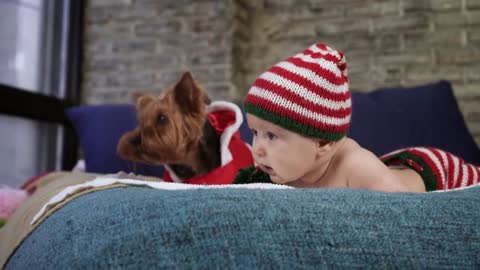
[
  {"left": 132, "top": 91, "right": 145, "bottom": 102},
  {"left": 132, "top": 91, "right": 153, "bottom": 108},
  {"left": 117, "top": 129, "right": 141, "bottom": 160},
  {"left": 203, "top": 93, "right": 212, "bottom": 105},
  {"left": 174, "top": 71, "right": 205, "bottom": 113}
]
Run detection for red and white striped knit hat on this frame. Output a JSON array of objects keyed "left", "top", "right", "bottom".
[{"left": 244, "top": 42, "right": 351, "bottom": 141}]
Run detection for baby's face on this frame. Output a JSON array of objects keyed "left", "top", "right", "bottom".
[{"left": 246, "top": 114, "right": 320, "bottom": 184}]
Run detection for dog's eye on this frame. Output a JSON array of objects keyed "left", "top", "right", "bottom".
[{"left": 157, "top": 114, "right": 167, "bottom": 125}]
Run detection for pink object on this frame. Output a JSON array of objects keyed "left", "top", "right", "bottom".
[{"left": 0, "top": 186, "right": 28, "bottom": 219}]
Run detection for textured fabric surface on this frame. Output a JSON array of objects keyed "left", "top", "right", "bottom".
[
  {"left": 7, "top": 186, "right": 480, "bottom": 269},
  {"left": 381, "top": 147, "right": 480, "bottom": 191},
  {"left": 244, "top": 42, "right": 351, "bottom": 141},
  {"left": 0, "top": 172, "right": 102, "bottom": 267}
]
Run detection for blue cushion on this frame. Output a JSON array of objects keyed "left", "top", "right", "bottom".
[
  {"left": 66, "top": 105, "right": 165, "bottom": 176},
  {"left": 349, "top": 80, "right": 480, "bottom": 165},
  {"left": 66, "top": 105, "right": 252, "bottom": 177},
  {"left": 7, "top": 186, "right": 480, "bottom": 268}
]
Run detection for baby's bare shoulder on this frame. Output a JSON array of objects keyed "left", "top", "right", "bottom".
[
  {"left": 337, "top": 140, "right": 390, "bottom": 178},
  {"left": 338, "top": 139, "right": 378, "bottom": 167},
  {"left": 337, "top": 139, "right": 409, "bottom": 192}
]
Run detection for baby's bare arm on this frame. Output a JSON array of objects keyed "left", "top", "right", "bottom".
[{"left": 344, "top": 149, "right": 409, "bottom": 192}]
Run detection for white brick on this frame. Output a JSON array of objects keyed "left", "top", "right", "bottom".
[{"left": 89, "top": 0, "right": 132, "bottom": 7}]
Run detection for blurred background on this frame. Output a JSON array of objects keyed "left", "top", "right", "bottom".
[{"left": 1, "top": 0, "right": 479, "bottom": 186}]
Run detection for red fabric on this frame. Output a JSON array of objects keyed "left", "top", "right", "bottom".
[
  {"left": 382, "top": 147, "right": 480, "bottom": 191},
  {"left": 445, "top": 150, "right": 455, "bottom": 189},
  {"left": 246, "top": 94, "right": 350, "bottom": 132},
  {"left": 20, "top": 172, "right": 52, "bottom": 195},
  {"left": 253, "top": 77, "right": 351, "bottom": 116},
  {"left": 466, "top": 165, "right": 474, "bottom": 186},
  {"left": 207, "top": 110, "right": 236, "bottom": 135},
  {"left": 163, "top": 110, "right": 253, "bottom": 185},
  {"left": 409, "top": 149, "right": 445, "bottom": 189},
  {"left": 428, "top": 148, "right": 447, "bottom": 190},
  {"left": 244, "top": 42, "right": 351, "bottom": 141}
]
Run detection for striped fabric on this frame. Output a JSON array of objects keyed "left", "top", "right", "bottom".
[
  {"left": 381, "top": 147, "right": 480, "bottom": 191},
  {"left": 244, "top": 43, "right": 351, "bottom": 141}
]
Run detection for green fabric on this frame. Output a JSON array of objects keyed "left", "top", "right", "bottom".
[
  {"left": 244, "top": 103, "right": 347, "bottom": 141},
  {"left": 0, "top": 218, "right": 6, "bottom": 229},
  {"left": 381, "top": 151, "right": 438, "bottom": 191},
  {"left": 233, "top": 166, "right": 273, "bottom": 184}
]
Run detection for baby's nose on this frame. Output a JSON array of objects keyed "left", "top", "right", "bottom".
[{"left": 252, "top": 141, "right": 266, "bottom": 157}]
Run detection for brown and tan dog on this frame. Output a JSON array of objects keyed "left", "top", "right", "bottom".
[{"left": 117, "top": 72, "right": 221, "bottom": 180}]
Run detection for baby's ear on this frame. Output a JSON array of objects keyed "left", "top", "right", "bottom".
[
  {"left": 317, "top": 140, "right": 334, "bottom": 154},
  {"left": 173, "top": 71, "right": 205, "bottom": 113}
]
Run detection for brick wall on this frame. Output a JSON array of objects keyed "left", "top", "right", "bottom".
[
  {"left": 83, "top": 0, "right": 234, "bottom": 104},
  {"left": 83, "top": 0, "right": 480, "bottom": 144}
]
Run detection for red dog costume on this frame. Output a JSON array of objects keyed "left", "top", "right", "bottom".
[{"left": 163, "top": 101, "right": 253, "bottom": 185}]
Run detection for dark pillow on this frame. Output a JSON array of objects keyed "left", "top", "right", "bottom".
[
  {"left": 349, "top": 80, "right": 480, "bottom": 165},
  {"left": 238, "top": 108, "right": 253, "bottom": 146},
  {"left": 65, "top": 105, "right": 165, "bottom": 176}
]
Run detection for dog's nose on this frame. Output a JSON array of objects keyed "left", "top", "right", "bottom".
[{"left": 131, "top": 136, "right": 141, "bottom": 147}]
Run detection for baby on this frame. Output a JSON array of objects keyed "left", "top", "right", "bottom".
[{"left": 240, "top": 42, "right": 480, "bottom": 192}]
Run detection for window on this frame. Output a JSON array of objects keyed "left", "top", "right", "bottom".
[{"left": 0, "top": 0, "right": 83, "bottom": 187}]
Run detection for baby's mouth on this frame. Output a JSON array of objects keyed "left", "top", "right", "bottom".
[{"left": 258, "top": 164, "right": 275, "bottom": 175}]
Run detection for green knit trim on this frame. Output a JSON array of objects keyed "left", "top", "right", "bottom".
[
  {"left": 244, "top": 103, "right": 347, "bottom": 141},
  {"left": 233, "top": 166, "right": 273, "bottom": 184},
  {"left": 382, "top": 151, "right": 438, "bottom": 191}
]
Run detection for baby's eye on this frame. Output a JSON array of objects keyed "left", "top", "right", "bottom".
[
  {"left": 267, "top": 132, "right": 277, "bottom": 140},
  {"left": 251, "top": 129, "right": 257, "bottom": 136}
]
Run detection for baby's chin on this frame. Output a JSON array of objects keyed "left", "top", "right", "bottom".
[{"left": 269, "top": 174, "right": 293, "bottom": 185}]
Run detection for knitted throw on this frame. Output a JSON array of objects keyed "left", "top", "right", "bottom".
[{"left": 381, "top": 147, "right": 480, "bottom": 191}]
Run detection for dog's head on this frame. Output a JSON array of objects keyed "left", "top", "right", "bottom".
[{"left": 117, "top": 71, "right": 208, "bottom": 165}]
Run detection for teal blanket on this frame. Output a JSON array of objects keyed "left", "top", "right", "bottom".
[{"left": 6, "top": 185, "right": 480, "bottom": 269}]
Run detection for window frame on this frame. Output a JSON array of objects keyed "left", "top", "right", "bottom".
[{"left": 0, "top": 0, "right": 84, "bottom": 171}]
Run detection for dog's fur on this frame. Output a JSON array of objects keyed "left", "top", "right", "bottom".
[{"left": 117, "top": 72, "right": 221, "bottom": 180}]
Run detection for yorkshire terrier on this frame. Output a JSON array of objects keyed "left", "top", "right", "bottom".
[{"left": 117, "top": 72, "right": 221, "bottom": 180}]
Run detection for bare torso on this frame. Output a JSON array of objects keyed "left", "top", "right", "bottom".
[
  {"left": 293, "top": 138, "right": 426, "bottom": 192},
  {"left": 389, "top": 168, "right": 426, "bottom": 192}
]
